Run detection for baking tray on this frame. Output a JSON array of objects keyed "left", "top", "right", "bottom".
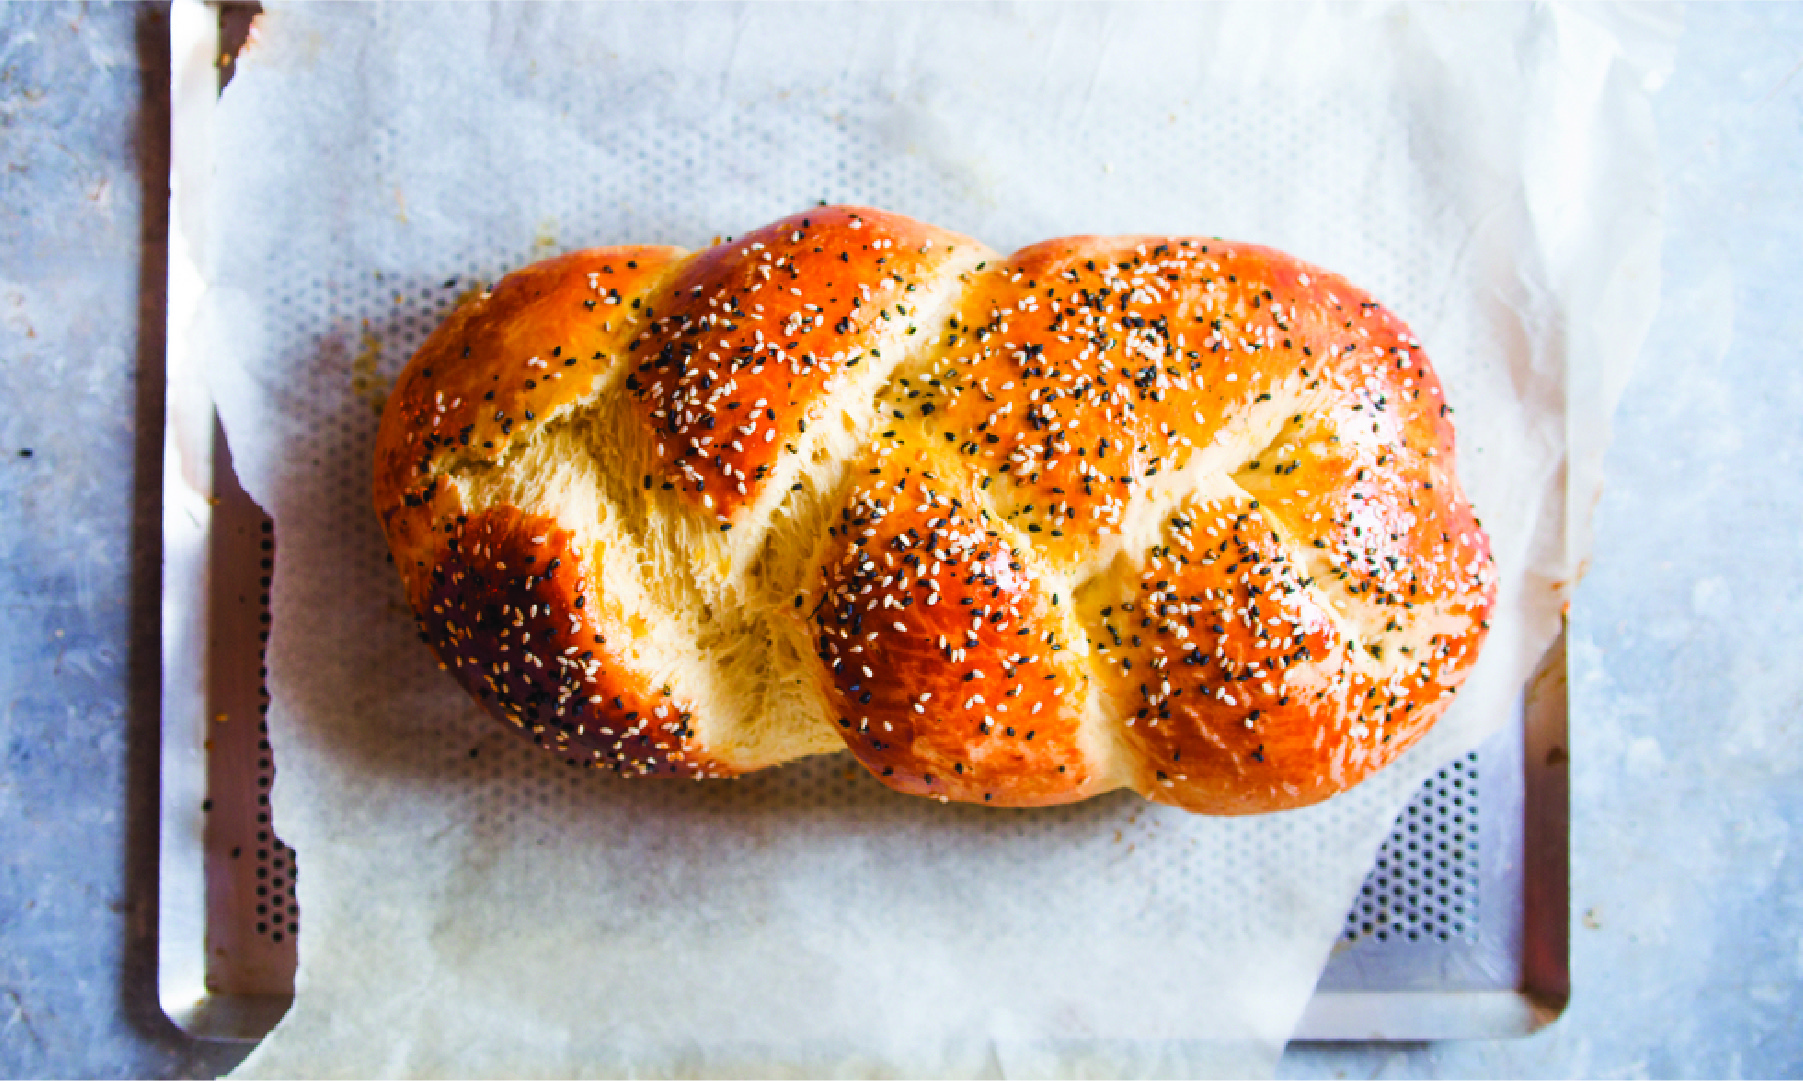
[{"left": 157, "top": 0, "right": 1569, "bottom": 1047}]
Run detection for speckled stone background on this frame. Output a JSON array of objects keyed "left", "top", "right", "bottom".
[{"left": 0, "top": 4, "right": 1796, "bottom": 1077}]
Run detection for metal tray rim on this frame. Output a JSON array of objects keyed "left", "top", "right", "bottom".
[{"left": 157, "top": 0, "right": 1572, "bottom": 1049}]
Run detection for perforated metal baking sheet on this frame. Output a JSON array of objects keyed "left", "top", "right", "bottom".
[{"left": 157, "top": 0, "right": 1568, "bottom": 1047}]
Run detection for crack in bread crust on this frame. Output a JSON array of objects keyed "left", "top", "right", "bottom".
[{"left": 375, "top": 207, "right": 1496, "bottom": 812}]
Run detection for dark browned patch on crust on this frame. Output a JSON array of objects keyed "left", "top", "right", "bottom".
[{"left": 416, "top": 505, "right": 726, "bottom": 777}]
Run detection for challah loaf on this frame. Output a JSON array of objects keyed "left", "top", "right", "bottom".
[{"left": 374, "top": 206, "right": 1494, "bottom": 814}]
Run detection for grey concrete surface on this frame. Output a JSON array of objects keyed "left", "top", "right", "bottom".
[
  {"left": 0, "top": 3, "right": 1796, "bottom": 1077},
  {"left": 0, "top": 5, "right": 248, "bottom": 1077}
]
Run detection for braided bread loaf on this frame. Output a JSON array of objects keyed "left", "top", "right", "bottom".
[{"left": 374, "top": 206, "right": 1494, "bottom": 814}]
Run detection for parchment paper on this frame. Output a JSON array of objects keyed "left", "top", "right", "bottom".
[{"left": 196, "top": 4, "right": 1675, "bottom": 1076}]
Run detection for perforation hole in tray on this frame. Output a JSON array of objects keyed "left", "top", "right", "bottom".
[
  {"left": 1342, "top": 751, "right": 1478, "bottom": 944},
  {"left": 251, "top": 517, "right": 300, "bottom": 947}
]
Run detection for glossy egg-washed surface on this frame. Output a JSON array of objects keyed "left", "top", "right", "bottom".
[
  {"left": 813, "top": 448, "right": 1100, "bottom": 806},
  {"left": 375, "top": 245, "right": 739, "bottom": 776},
  {"left": 374, "top": 207, "right": 1495, "bottom": 811},
  {"left": 412, "top": 505, "right": 717, "bottom": 775},
  {"left": 620, "top": 207, "right": 976, "bottom": 524}
]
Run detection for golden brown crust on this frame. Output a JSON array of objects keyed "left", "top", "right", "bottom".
[
  {"left": 620, "top": 206, "right": 982, "bottom": 524},
  {"left": 373, "top": 207, "right": 1496, "bottom": 813},
  {"left": 374, "top": 246, "right": 686, "bottom": 572},
  {"left": 1091, "top": 498, "right": 1438, "bottom": 814},
  {"left": 812, "top": 452, "right": 1100, "bottom": 807},
  {"left": 903, "top": 238, "right": 1464, "bottom": 562}
]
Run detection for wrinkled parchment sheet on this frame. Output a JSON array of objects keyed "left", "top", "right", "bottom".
[{"left": 197, "top": 4, "right": 1674, "bottom": 1076}]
